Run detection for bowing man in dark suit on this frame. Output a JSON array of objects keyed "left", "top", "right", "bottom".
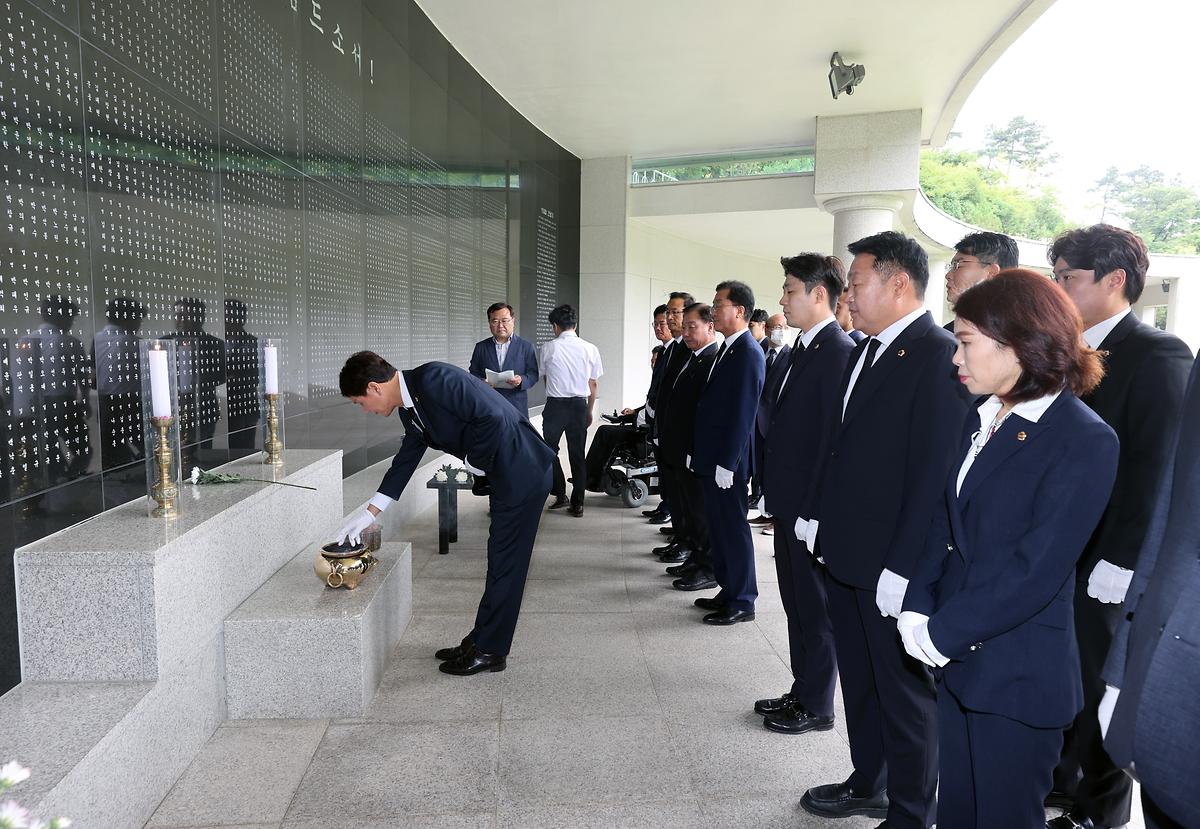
[
  {"left": 1102, "top": 352, "right": 1200, "bottom": 829},
  {"left": 657, "top": 303, "right": 720, "bottom": 586},
  {"left": 1047, "top": 225, "right": 1193, "bottom": 829},
  {"left": 901, "top": 270, "right": 1119, "bottom": 829},
  {"left": 753, "top": 254, "right": 855, "bottom": 736},
  {"left": 750, "top": 312, "right": 791, "bottom": 527},
  {"left": 799, "top": 232, "right": 969, "bottom": 828},
  {"left": 689, "top": 280, "right": 765, "bottom": 625},
  {"left": 468, "top": 302, "right": 540, "bottom": 417},
  {"left": 336, "top": 352, "right": 554, "bottom": 676}
]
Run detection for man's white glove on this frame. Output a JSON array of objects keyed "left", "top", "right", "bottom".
[
  {"left": 336, "top": 507, "right": 376, "bottom": 546},
  {"left": 794, "top": 516, "right": 808, "bottom": 543},
  {"left": 636, "top": 408, "right": 647, "bottom": 428},
  {"left": 715, "top": 465, "right": 734, "bottom": 489},
  {"left": 898, "top": 611, "right": 933, "bottom": 666},
  {"left": 462, "top": 459, "right": 485, "bottom": 476},
  {"left": 1099, "top": 684, "right": 1120, "bottom": 739},
  {"left": 1087, "top": 560, "right": 1134, "bottom": 604},
  {"left": 914, "top": 619, "right": 949, "bottom": 667},
  {"left": 875, "top": 568, "right": 909, "bottom": 618},
  {"left": 685, "top": 454, "right": 692, "bottom": 470}
]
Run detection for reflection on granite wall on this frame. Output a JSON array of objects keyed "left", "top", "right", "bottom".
[{"left": 0, "top": 0, "right": 581, "bottom": 692}]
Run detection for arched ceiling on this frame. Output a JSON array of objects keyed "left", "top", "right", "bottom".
[{"left": 415, "top": 0, "right": 1057, "bottom": 160}]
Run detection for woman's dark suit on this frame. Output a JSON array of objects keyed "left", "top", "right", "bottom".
[{"left": 904, "top": 392, "right": 1119, "bottom": 829}]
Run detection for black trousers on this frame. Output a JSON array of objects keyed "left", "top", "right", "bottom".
[
  {"left": 773, "top": 518, "right": 836, "bottom": 717},
  {"left": 1054, "top": 588, "right": 1132, "bottom": 826},
  {"left": 470, "top": 462, "right": 553, "bottom": 656},
  {"left": 826, "top": 572, "right": 938, "bottom": 829},
  {"left": 658, "top": 461, "right": 691, "bottom": 545},
  {"left": 701, "top": 474, "right": 757, "bottom": 611},
  {"left": 672, "top": 464, "right": 711, "bottom": 573},
  {"left": 542, "top": 396, "right": 588, "bottom": 507},
  {"left": 584, "top": 423, "right": 640, "bottom": 490},
  {"left": 937, "top": 686, "right": 1062, "bottom": 829}
]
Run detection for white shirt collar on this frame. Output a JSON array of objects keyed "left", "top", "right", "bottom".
[
  {"left": 801, "top": 316, "right": 836, "bottom": 349},
  {"left": 722, "top": 328, "right": 748, "bottom": 346},
  {"left": 873, "top": 307, "right": 928, "bottom": 351},
  {"left": 672, "top": 335, "right": 683, "bottom": 344},
  {"left": 397, "top": 371, "right": 414, "bottom": 410},
  {"left": 975, "top": 389, "right": 1062, "bottom": 429},
  {"left": 1083, "top": 308, "right": 1132, "bottom": 350},
  {"left": 693, "top": 339, "right": 717, "bottom": 355},
  {"left": 558, "top": 330, "right": 578, "bottom": 339},
  {"left": 493, "top": 335, "right": 512, "bottom": 346}
]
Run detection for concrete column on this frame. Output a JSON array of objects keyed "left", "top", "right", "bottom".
[
  {"left": 925, "top": 253, "right": 950, "bottom": 325},
  {"left": 823, "top": 193, "right": 904, "bottom": 266},
  {"left": 1167, "top": 276, "right": 1200, "bottom": 355},
  {"left": 578, "top": 156, "right": 635, "bottom": 415}
]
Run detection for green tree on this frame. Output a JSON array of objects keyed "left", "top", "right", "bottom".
[
  {"left": 920, "top": 149, "right": 1068, "bottom": 241},
  {"left": 983, "top": 116, "right": 1059, "bottom": 176},
  {"left": 1091, "top": 165, "right": 1121, "bottom": 223},
  {"left": 1100, "top": 167, "right": 1200, "bottom": 254}
]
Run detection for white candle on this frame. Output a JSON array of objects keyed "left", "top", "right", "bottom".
[
  {"left": 264, "top": 343, "right": 279, "bottom": 395},
  {"left": 148, "top": 345, "right": 171, "bottom": 418}
]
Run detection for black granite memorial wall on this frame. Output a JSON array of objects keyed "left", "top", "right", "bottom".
[{"left": 0, "top": 0, "right": 581, "bottom": 692}]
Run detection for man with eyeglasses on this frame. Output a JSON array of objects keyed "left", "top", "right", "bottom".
[
  {"left": 469, "top": 301, "right": 540, "bottom": 417},
  {"left": 942, "top": 232, "right": 1019, "bottom": 331}
]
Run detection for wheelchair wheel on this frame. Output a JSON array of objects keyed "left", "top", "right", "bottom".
[
  {"left": 622, "top": 478, "right": 649, "bottom": 508},
  {"left": 601, "top": 469, "right": 622, "bottom": 496}
]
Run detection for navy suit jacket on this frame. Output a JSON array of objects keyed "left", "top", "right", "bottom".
[
  {"left": 754, "top": 344, "right": 791, "bottom": 439},
  {"left": 691, "top": 331, "right": 765, "bottom": 478},
  {"left": 905, "top": 393, "right": 1118, "bottom": 728},
  {"left": 468, "top": 334, "right": 539, "bottom": 416},
  {"left": 1078, "top": 313, "right": 1192, "bottom": 572},
  {"left": 378, "top": 362, "right": 554, "bottom": 507},
  {"left": 762, "top": 324, "right": 855, "bottom": 520},
  {"left": 815, "top": 312, "right": 970, "bottom": 589},
  {"left": 657, "top": 342, "right": 719, "bottom": 467},
  {"left": 1103, "top": 354, "right": 1200, "bottom": 827}
]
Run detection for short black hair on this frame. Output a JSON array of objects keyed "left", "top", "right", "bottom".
[
  {"left": 846, "top": 231, "right": 930, "bottom": 299},
  {"left": 548, "top": 304, "right": 577, "bottom": 330},
  {"left": 1048, "top": 224, "right": 1148, "bottom": 303},
  {"left": 653, "top": 303, "right": 668, "bottom": 317},
  {"left": 781, "top": 253, "right": 846, "bottom": 311},
  {"left": 749, "top": 308, "right": 769, "bottom": 325},
  {"left": 955, "top": 231, "right": 1019, "bottom": 270},
  {"left": 668, "top": 291, "right": 694, "bottom": 305},
  {"left": 340, "top": 350, "right": 397, "bottom": 396},
  {"left": 683, "top": 301, "right": 712, "bottom": 323},
  {"left": 486, "top": 302, "right": 514, "bottom": 319},
  {"left": 651, "top": 344, "right": 666, "bottom": 356},
  {"left": 714, "top": 280, "right": 755, "bottom": 317}
]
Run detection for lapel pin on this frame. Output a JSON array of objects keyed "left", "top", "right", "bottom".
[
  {"left": 814, "top": 343, "right": 821, "bottom": 349},
  {"left": 1017, "top": 431, "right": 1027, "bottom": 441},
  {"left": 897, "top": 349, "right": 906, "bottom": 357}
]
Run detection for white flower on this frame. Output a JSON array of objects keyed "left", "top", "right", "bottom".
[
  {"left": 0, "top": 763, "right": 29, "bottom": 786},
  {"left": 0, "top": 799, "right": 30, "bottom": 828},
  {"left": 189, "top": 467, "right": 200, "bottom": 484},
  {"left": 454, "top": 471, "right": 469, "bottom": 483},
  {"left": 434, "top": 470, "right": 448, "bottom": 482}
]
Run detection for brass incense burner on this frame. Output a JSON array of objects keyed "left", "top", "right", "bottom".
[{"left": 314, "top": 524, "right": 381, "bottom": 590}]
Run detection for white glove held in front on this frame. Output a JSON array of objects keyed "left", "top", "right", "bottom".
[
  {"left": 1087, "top": 560, "right": 1133, "bottom": 604},
  {"left": 715, "top": 465, "right": 734, "bottom": 489},
  {"left": 1099, "top": 684, "right": 1120, "bottom": 739},
  {"left": 875, "top": 568, "right": 909, "bottom": 618},
  {"left": 336, "top": 507, "right": 376, "bottom": 546},
  {"left": 898, "top": 611, "right": 932, "bottom": 666}
]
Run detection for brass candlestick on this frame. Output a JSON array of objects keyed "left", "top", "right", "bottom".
[
  {"left": 263, "top": 393, "right": 283, "bottom": 466},
  {"left": 150, "top": 416, "right": 178, "bottom": 518}
]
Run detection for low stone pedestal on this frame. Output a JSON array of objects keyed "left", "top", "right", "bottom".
[{"left": 224, "top": 542, "right": 412, "bottom": 719}]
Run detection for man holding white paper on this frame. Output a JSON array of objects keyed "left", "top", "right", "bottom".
[{"left": 468, "top": 302, "right": 539, "bottom": 417}]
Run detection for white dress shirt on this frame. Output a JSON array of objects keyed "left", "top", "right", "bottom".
[
  {"left": 841, "top": 306, "right": 928, "bottom": 418},
  {"left": 541, "top": 330, "right": 603, "bottom": 397},
  {"left": 1083, "top": 308, "right": 1132, "bottom": 349},
  {"left": 777, "top": 315, "right": 835, "bottom": 398},
  {"left": 955, "top": 391, "right": 1061, "bottom": 495},
  {"left": 493, "top": 337, "right": 511, "bottom": 369}
]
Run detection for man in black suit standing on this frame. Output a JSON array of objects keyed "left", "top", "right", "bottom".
[
  {"left": 753, "top": 254, "right": 855, "bottom": 736},
  {"left": 656, "top": 303, "right": 720, "bottom": 584},
  {"left": 335, "top": 352, "right": 555, "bottom": 676},
  {"left": 1047, "top": 225, "right": 1193, "bottom": 829},
  {"left": 799, "top": 232, "right": 968, "bottom": 828},
  {"left": 644, "top": 294, "right": 693, "bottom": 528},
  {"left": 468, "top": 302, "right": 540, "bottom": 417},
  {"left": 750, "top": 312, "right": 792, "bottom": 532},
  {"left": 942, "top": 231, "right": 1019, "bottom": 332},
  {"left": 689, "top": 280, "right": 765, "bottom": 624},
  {"left": 1102, "top": 353, "right": 1200, "bottom": 829}
]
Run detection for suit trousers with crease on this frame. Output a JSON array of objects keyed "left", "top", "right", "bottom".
[
  {"left": 470, "top": 463, "right": 553, "bottom": 656},
  {"left": 658, "top": 461, "right": 690, "bottom": 543},
  {"left": 700, "top": 474, "right": 757, "bottom": 611},
  {"left": 675, "top": 466, "right": 712, "bottom": 574},
  {"left": 825, "top": 571, "right": 938, "bottom": 829},
  {"left": 773, "top": 522, "right": 837, "bottom": 717},
  {"left": 542, "top": 396, "right": 589, "bottom": 507}
]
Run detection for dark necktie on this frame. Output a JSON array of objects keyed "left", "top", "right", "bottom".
[
  {"left": 847, "top": 337, "right": 881, "bottom": 408},
  {"left": 765, "top": 348, "right": 777, "bottom": 374}
]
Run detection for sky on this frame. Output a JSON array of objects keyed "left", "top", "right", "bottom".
[{"left": 947, "top": 0, "right": 1199, "bottom": 225}]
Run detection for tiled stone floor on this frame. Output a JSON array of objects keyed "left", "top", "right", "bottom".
[{"left": 145, "top": 484, "right": 1144, "bottom": 829}]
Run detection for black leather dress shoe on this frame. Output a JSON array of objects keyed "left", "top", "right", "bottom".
[
  {"left": 653, "top": 541, "right": 686, "bottom": 556},
  {"left": 702, "top": 607, "right": 755, "bottom": 625},
  {"left": 1046, "top": 813, "right": 1095, "bottom": 829},
  {"left": 800, "top": 781, "right": 888, "bottom": 819},
  {"left": 642, "top": 506, "right": 667, "bottom": 518},
  {"left": 1044, "top": 791, "right": 1075, "bottom": 811},
  {"left": 694, "top": 596, "right": 726, "bottom": 611},
  {"left": 674, "top": 573, "right": 718, "bottom": 591},
  {"left": 763, "top": 704, "right": 835, "bottom": 734},
  {"left": 568, "top": 504, "right": 584, "bottom": 517},
  {"left": 438, "top": 645, "right": 507, "bottom": 675},
  {"left": 657, "top": 548, "right": 689, "bottom": 563},
  {"left": 753, "top": 691, "right": 795, "bottom": 715},
  {"left": 666, "top": 561, "right": 697, "bottom": 577},
  {"left": 434, "top": 636, "right": 473, "bottom": 661},
  {"left": 647, "top": 513, "right": 672, "bottom": 525},
  {"left": 548, "top": 495, "right": 569, "bottom": 509},
  {"left": 658, "top": 526, "right": 676, "bottom": 535}
]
